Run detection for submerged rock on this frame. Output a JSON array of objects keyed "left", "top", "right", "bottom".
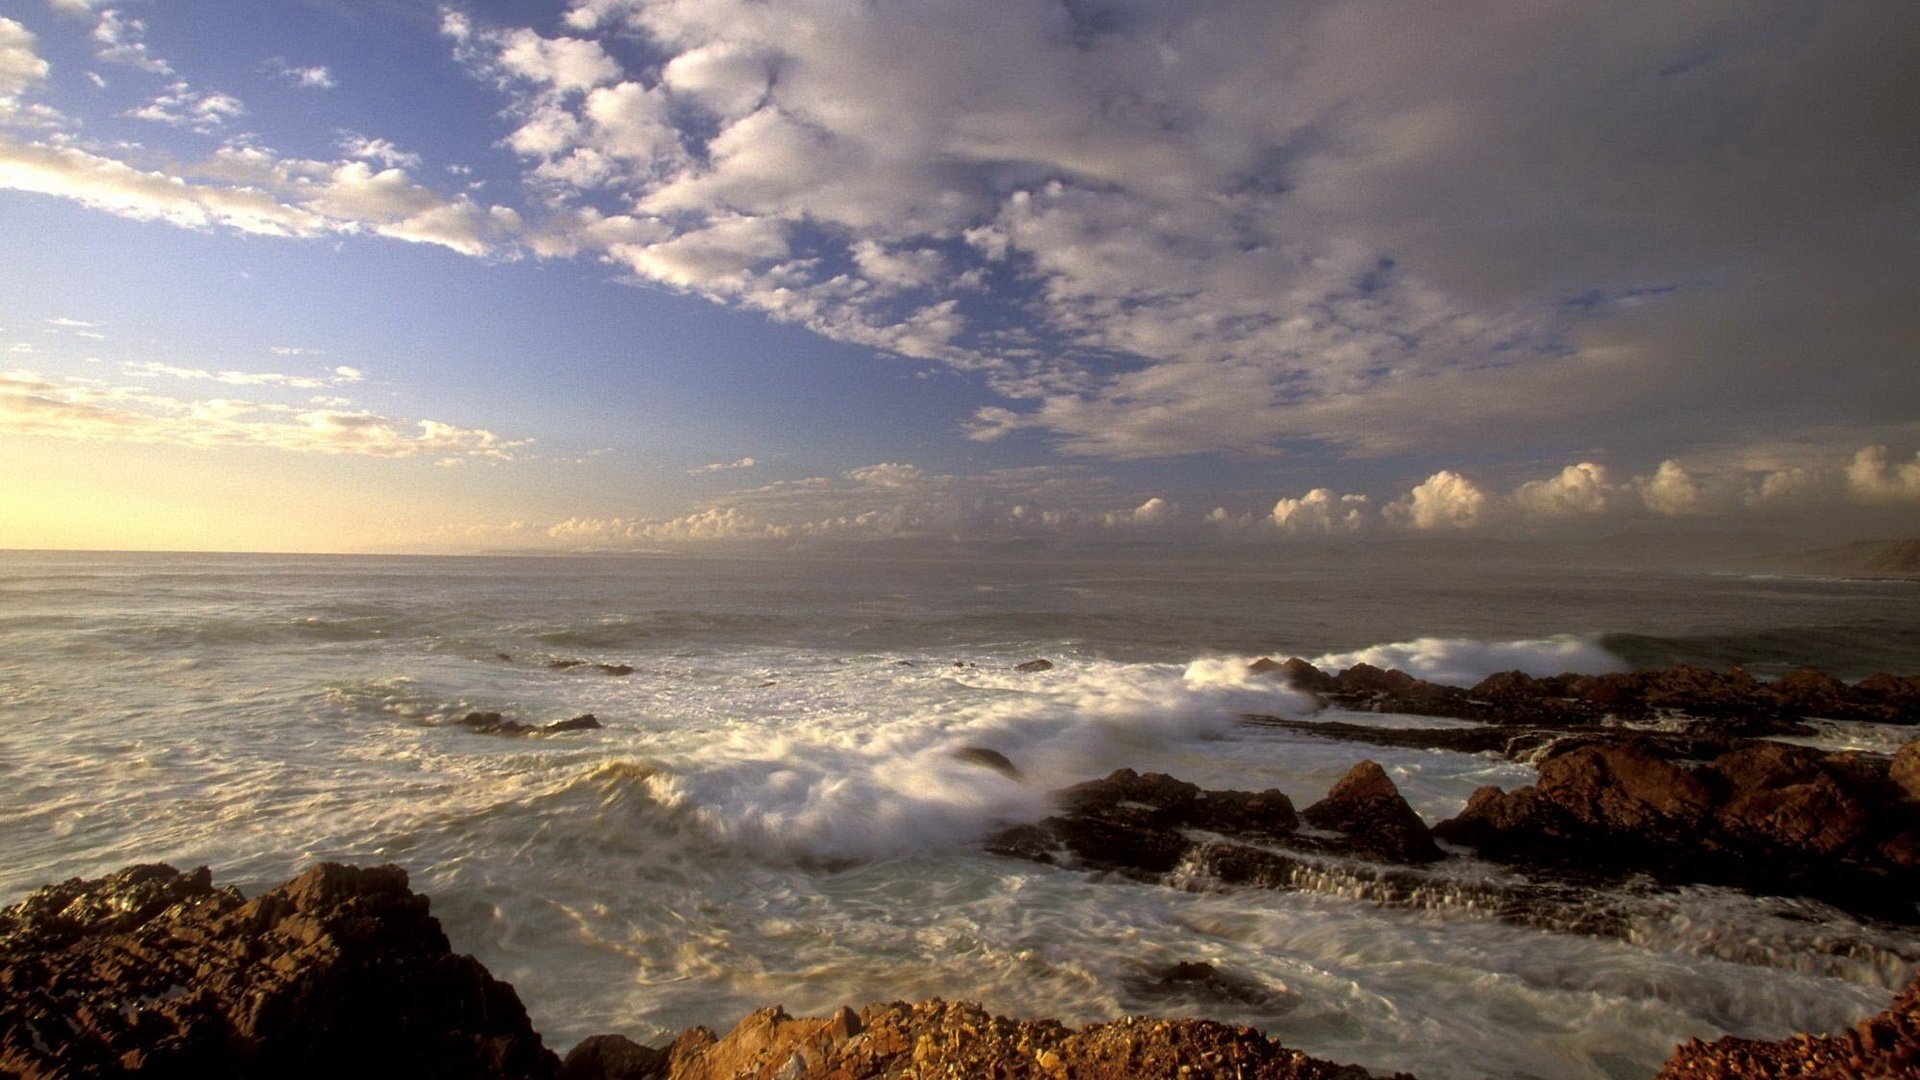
[
  {"left": 1015, "top": 658, "right": 1055, "bottom": 672},
  {"left": 458, "top": 711, "right": 604, "bottom": 736},
  {"left": 950, "top": 745, "right": 1023, "bottom": 779},
  {"left": 0, "top": 863, "right": 557, "bottom": 1079},
  {"left": 597, "top": 664, "right": 635, "bottom": 676}
]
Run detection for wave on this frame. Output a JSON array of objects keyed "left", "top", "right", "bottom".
[{"left": 1308, "top": 635, "right": 1625, "bottom": 687}]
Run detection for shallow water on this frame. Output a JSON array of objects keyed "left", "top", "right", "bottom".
[{"left": 1, "top": 550, "right": 1916, "bottom": 1078}]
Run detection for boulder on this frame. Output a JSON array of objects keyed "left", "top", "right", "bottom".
[
  {"left": 546, "top": 714, "right": 604, "bottom": 734},
  {"left": 1300, "top": 761, "right": 1442, "bottom": 864},
  {"left": 0, "top": 863, "right": 557, "bottom": 1079},
  {"left": 560, "top": 1035, "right": 665, "bottom": 1080},
  {"left": 1535, "top": 744, "right": 1713, "bottom": 838},
  {"left": 950, "top": 746, "right": 1023, "bottom": 780},
  {"left": 1014, "top": 658, "right": 1054, "bottom": 672}
]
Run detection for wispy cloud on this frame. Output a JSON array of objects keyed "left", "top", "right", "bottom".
[
  {"left": 689, "top": 456, "right": 755, "bottom": 474},
  {"left": 263, "top": 59, "right": 334, "bottom": 90}
]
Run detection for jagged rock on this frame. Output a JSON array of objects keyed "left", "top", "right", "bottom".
[
  {"left": 1280, "top": 657, "right": 1338, "bottom": 694},
  {"left": 1247, "top": 657, "right": 1286, "bottom": 675},
  {"left": 657, "top": 998, "right": 1402, "bottom": 1080},
  {"left": 950, "top": 746, "right": 1023, "bottom": 779},
  {"left": 0, "top": 863, "right": 557, "bottom": 1079},
  {"left": 1015, "top": 658, "right": 1055, "bottom": 672},
  {"left": 1658, "top": 968, "right": 1920, "bottom": 1078},
  {"left": 1537, "top": 744, "right": 1713, "bottom": 838},
  {"left": 546, "top": 714, "right": 604, "bottom": 734},
  {"left": 1301, "top": 761, "right": 1442, "bottom": 864},
  {"left": 560, "top": 1034, "right": 665, "bottom": 1080}
]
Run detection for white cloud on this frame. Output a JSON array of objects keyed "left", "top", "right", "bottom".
[
  {"left": 130, "top": 81, "right": 246, "bottom": 131},
  {"left": 0, "top": 19, "right": 49, "bottom": 105},
  {"left": 91, "top": 9, "right": 171, "bottom": 74},
  {"left": 1637, "top": 460, "right": 1702, "bottom": 517},
  {"left": 1387, "top": 470, "right": 1487, "bottom": 531},
  {"left": 265, "top": 60, "right": 334, "bottom": 90},
  {"left": 1845, "top": 445, "right": 1920, "bottom": 503},
  {"left": 689, "top": 456, "right": 756, "bottom": 474},
  {"left": 338, "top": 134, "right": 421, "bottom": 170},
  {"left": 1510, "top": 462, "right": 1617, "bottom": 521},
  {"left": 1271, "top": 488, "right": 1369, "bottom": 534},
  {"left": 0, "top": 368, "right": 528, "bottom": 460}
]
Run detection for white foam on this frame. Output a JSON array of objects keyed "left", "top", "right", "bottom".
[{"left": 1310, "top": 635, "right": 1625, "bottom": 687}]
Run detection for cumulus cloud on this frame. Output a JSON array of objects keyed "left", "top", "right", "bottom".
[
  {"left": 1510, "top": 462, "right": 1617, "bottom": 521},
  {"left": 689, "top": 456, "right": 756, "bottom": 474},
  {"left": 1846, "top": 445, "right": 1920, "bottom": 503},
  {"left": 1387, "top": 471, "right": 1487, "bottom": 531},
  {"left": 130, "top": 81, "right": 245, "bottom": 131},
  {"left": 91, "top": 9, "right": 170, "bottom": 74},
  {"left": 264, "top": 60, "right": 334, "bottom": 90},
  {"left": 1271, "top": 488, "right": 1369, "bottom": 534}
]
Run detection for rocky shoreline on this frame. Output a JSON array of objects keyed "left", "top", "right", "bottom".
[{"left": 5, "top": 660, "right": 1920, "bottom": 1078}]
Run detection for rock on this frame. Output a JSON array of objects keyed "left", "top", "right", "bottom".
[
  {"left": 1280, "top": 658, "right": 1339, "bottom": 694},
  {"left": 1536, "top": 744, "right": 1713, "bottom": 838},
  {"left": 495, "top": 652, "right": 514, "bottom": 662},
  {"left": 1191, "top": 788, "right": 1300, "bottom": 837},
  {"left": 560, "top": 1034, "right": 666, "bottom": 1080},
  {"left": 1014, "top": 658, "right": 1054, "bottom": 672},
  {"left": 1658, "top": 968, "right": 1920, "bottom": 1078},
  {"left": 597, "top": 664, "right": 635, "bottom": 676},
  {"left": 951, "top": 746, "right": 1023, "bottom": 780},
  {"left": 656, "top": 998, "right": 1403, "bottom": 1080},
  {"left": 1894, "top": 741, "right": 1920, "bottom": 802},
  {"left": 1301, "top": 761, "right": 1442, "bottom": 864},
  {"left": 459, "top": 712, "right": 602, "bottom": 736},
  {"left": 1246, "top": 657, "right": 1285, "bottom": 674},
  {"left": 0, "top": 863, "right": 558, "bottom": 1079},
  {"left": 546, "top": 714, "right": 604, "bottom": 734},
  {"left": 1128, "top": 961, "right": 1295, "bottom": 1010},
  {"left": 549, "top": 659, "right": 588, "bottom": 670}
]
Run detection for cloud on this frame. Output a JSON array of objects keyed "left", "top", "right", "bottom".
[
  {"left": 337, "top": 133, "right": 422, "bottom": 170},
  {"left": 1386, "top": 470, "right": 1487, "bottom": 531},
  {"left": 1510, "top": 462, "right": 1617, "bottom": 521},
  {"left": 1845, "top": 445, "right": 1920, "bottom": 504},
  {"left": 265, "top": 60, "right": 334, "bottom": 90},
  {"left": 689, "top": 456, "right": 756, "bottom": 474},
  {"left": 1271, "top": 488, "right": 1369, "bottom": 534},
  {"left": 0, "top": 19, "right": 49, "bottom": 106},
  {"left": 91, "top": 9, "right": 171, "bottom": 74},
  {"left": 119, "top": 361, "right": 362, "bottom": 390},
  {"left": 130, "top": 81, "right": 246, "bottom": 131},
  {"left": 0, "top": 368, "right": 528, "bottom": 459},
  {"left": 0, "top": 135, "right": 517, "bottom": 255}
]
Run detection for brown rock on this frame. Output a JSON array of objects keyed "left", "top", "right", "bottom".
[
  {"left": 1301, "top": 761, "right": 1442, "bottom": 864},
  {"left": 659, "top": 998, "right": 1402, "bottom": 1080},
  {"left": 1535, "top": 744, "right": 1712, "bottom": 837},
  {"left": 1279, "top": 658, "right": 1339, "bottom": 694},
  {"left": 1015, "top": 658, "right": 1055, "bottom": 672},
  {"left": 1894, "top": 741, "right": 1920, "bottom": 802},
  {"left": 1657, "top": 968, "right": 1920, "bottom": 1078}
]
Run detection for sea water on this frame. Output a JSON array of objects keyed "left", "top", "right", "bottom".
[{"left": 1, "top": 550, "right": 1917, "bottom": 1078}]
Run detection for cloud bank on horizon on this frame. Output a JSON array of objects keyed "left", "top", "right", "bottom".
[{"left": 1, "top": 1, "right": 1917, "bottom": 550}]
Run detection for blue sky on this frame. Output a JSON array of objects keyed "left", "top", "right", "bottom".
[{"left": 1, "top": 0, "right": 1917, "bottom": 552}]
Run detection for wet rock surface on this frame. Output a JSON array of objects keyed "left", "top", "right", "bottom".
[
  {"left": 1658, "top": 968, "right": 1920, "bottom": 1078},
  {"left": 1255, "top": 658, "right": 1920, "bottom": 727},
  {"left": 0, "top": 863, "right": 558, "bottom": 1079}
]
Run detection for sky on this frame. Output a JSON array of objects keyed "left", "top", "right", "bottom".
[{"left": 1, "top": 0, "right": 1917, "bottom": 553}]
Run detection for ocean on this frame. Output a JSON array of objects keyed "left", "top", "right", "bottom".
[{"left": 2, "top": 549, "right": 1916, "bottom": 1078}]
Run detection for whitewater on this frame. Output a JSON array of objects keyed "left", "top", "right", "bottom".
[{"left": 2, "top": 549, "right": 1917, "bottom": 1078}]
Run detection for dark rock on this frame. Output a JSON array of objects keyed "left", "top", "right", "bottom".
[
  {"left": 1537, "top": 744, "right": 1713, "bottom": 838},
  {"left": 596, "top": 664, "right": 635, "bottom": 677},
  {"left": 1129, "top": 961, "right": 1294, "bottom": 1010},
  {"left": 1301, "top": 761, "right": 1442, "bottom": 864},
  {"left": 0, "top": 863, "right": 558, "bottom": 1079},
  {"left": 1014, "top": 658, "right": 1054, "bottom": 672},
  {"left": 1060, "top": 768, "right": 1202, "bottom": 823},
  {"left": 951, "top": 746, "right": 1023, "bottom": 780},
  {"left": 655, "top": 998, "right": 1403, "bottom": 1080},
  {"left": 1658, "top": 968, "right": 1920, "bottom": 1078},
  {"left": 549, "top": 659, "right": 588, "bottom": 670},
  {"left": 1191, "top": 788, "right": 1300, "bottom": 838},
  {"left": 545, "top": 714, "right": 604, "bottom": 734},
  {"left": 458, "top": 712, "right": 601, "bottom": 737},
  {"left": 1280, "top": 658, "right": 1339, "bottom": 694},
  {"left": 893, "top": 660, "right": 914, "bottom": 666},
  {"left": 1246, "top": 657, "right": 1285, "bottom": 674},
  {"left": 560, "top": 1034, "right": 665, "bottom": 1080},
  {"left": 495, "top": 652, "right": 513, "bottom": 662}
]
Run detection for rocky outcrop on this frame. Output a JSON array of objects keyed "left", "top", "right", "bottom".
[
  {"left": 642, "top": 998, "right": 1401, "bottom": 1080},
  {"left": 1435, "top": 738, "right": 1920, "bottom": 918},
  {"left": 1015, "top": 658, "right": 1055, "bottom": 672},
  {"left": 1301, "top": 762, "right": 1443, "bottom": 864},
  {"left": 1255, "top": 659, "right": 1920, "bottom": 726},
  {"left": 1658, "top": 969, "right": 1920, "bottom": 1078},
  {"left": 0, "top": 863, "right": 558, "bottom": 1079}
]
